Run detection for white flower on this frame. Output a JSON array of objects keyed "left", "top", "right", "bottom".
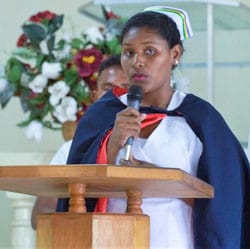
[
  {"left": 0, "top": 78, "right": 8, "bottom": 92},
  {"left": 42, "top": 61, "right": 62, "bottom": 79},
  {"left": 20, "top": 73, "right": 30, "bottom": 87},
  {"left": 25, "top": 121, "right": 43, "bottom": 143},
  {"left": 40, "top": 40, "right": 49, "bottom": 55},
  {"left": 53, "top": 44, "right": 71, "bottom": 60},
  {"left": 28, "top": 74, "right": 48, "bottom": 93},
  {"left": 53, "top": 96, "right": 77, "bottom": 123},
  {"left": 85, "top": 26, "right": 104, "bottom": 44},
  {"left": 64, "top": 33, "right": 73, "bottom": 42},
  {"left": 48, "top": 80, "right": 70, "bottom": 106}
]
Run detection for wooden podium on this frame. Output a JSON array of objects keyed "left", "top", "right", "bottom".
[{"left": 0, "top": 164, "right": 214, "bottom": 249}]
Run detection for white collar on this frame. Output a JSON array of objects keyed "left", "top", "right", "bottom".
[{"left": 119, "top": 90, "right": 186, "bottom": 111}]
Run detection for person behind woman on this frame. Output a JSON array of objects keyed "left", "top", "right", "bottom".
[
  {"left": 31, "top": 54, "right": 129, "bottom": 229},
  {"left": 59, "top": 6, "right": 250, "bottom": 249}
]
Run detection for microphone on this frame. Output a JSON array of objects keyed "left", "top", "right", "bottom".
[{"left": 123, "top": 85, "right": 143, "bottom": 161}]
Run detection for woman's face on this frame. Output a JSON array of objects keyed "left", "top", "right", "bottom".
[{"left": 121, "top": 26, "right": 181, "bottom": 104}]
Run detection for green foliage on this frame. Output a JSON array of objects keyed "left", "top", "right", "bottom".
[
  {"left": 0, "top": 9, "right": 124, "bottom": 133},
  {"left": 22, "top": 22, "right": 48, "bottom": 43}
]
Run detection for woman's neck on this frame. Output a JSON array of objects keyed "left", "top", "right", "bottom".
[{"left": 142, "top": 86, "right": 174, "bottom": 110}]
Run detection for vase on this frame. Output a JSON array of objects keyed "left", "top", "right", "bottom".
[{"left": 62, "top": 121, "right": 77, "bottom": 141}]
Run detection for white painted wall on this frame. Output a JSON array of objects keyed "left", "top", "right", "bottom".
[
  {"left": 181, "top": 29, "right": 250, "bottom": 144},
  {"left": 0, "top": 1, "right": 249, "bottom": 248}
]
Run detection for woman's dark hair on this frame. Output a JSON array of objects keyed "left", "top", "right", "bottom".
[{"left": 121, "top": 11, "right": 183, "bottom": 50}]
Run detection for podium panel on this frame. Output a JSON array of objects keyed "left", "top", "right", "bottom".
[
  {"left": 0, "top": 165, "right": 213, "bottom": 249},
  {"left": 37, "top": 213, "right": 149, "bottom": 249}
]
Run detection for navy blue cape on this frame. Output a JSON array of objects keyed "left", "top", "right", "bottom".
[{"left": 58, "top": 90, "right": 250, "bottom": 249}]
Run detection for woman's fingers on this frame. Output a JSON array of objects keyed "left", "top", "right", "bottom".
[{"left": 109, "top": 108, "right": 142, "bottom": 148}]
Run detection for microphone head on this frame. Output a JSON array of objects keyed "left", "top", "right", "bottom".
[
  {"left": 127, "top": 85, "right": 143, "bottom": 110},
  {"left": 127, "top": 85, "right": 143, "bottom": 102}
]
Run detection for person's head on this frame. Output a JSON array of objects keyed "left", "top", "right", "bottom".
[
  {"left": 121, "top": 11, "right": 184, "bottom": 58},
  {"left": 120, "top": 7, "right": 192, "bottom": 103},
  {"left": 90, "top": 54, "right": 130, "bottom": 102}
]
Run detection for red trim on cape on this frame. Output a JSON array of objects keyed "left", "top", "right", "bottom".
[
  {"left": 94, "top": 113, "right": 167, "bottom": 213},
  {"left": 141, "top": 113, "right": 166, "bottom": 128},
  {"left": 112, "top": 86, "right": 128, "bottom": 97},
  {"left": 94, "top": 130, "right": 112, "bottom": 213}
]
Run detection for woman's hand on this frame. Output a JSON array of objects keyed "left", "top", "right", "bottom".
[
  {"left": 119, "top": 156, "right": 160, "bottom": 168},
  {"left": 107, "top": 107, "right": 146, "bottom": 163}
]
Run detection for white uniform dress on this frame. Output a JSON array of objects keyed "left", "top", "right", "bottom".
[
  {"left": 107, "top": 90, "right": 203, "bottom": 249},
  {"left": 50, "top": 140, "right": 72, "bottom": 165}
]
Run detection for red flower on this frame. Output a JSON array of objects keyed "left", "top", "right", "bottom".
[
  {"left": 74, "top": 48, "right": 103, "bottom": 78},
  {"left": 17, "top": 34, "right": 29, "bottom": 47},
  {"left": 102, "top": 5, "right": 120, "bottom": 20},
  {"left": 29, "top": 10, "right": 56, "bottom": 23}
]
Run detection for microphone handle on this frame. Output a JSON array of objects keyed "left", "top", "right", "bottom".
[
  {"left": 123, "top": 136, "right": 133, "bottom": 161},
  {"left": 122, "top": 85, "right": 143, "bottom": 161},
  {"left": 128, "top": 100, "right": 140, "bottom": 110}
]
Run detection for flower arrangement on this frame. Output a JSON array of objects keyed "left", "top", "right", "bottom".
[{"left": 0, "top": 8, "right": 124, "bottom": 142}]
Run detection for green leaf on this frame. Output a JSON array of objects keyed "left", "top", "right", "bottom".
[
  {"left": 106, "top": 38, "right": 121, "bottom": 54},
  {"left": 55, "top": 39, "right": 67, "bottom": 50},
  {"left": 19, "top": 91, "right": 31, "bottom": 112},
  {"left": 36, "top": 53, "right": 46, "bottom": 68},
  {"left": 71, "top": 83, "right": 89, "bottom": 103},
  {"left": 22, "top": 22, "right": 48, "bottom": 42},
  {"left": 43, "top": 120, "right": 61, "bottom": 130},
  {"left": 12, "top": 47, "right": 37, "bottom": 59},
  {"left": 11, "top": 47, "right": 38, "bottom": 68},
  {"left": 96, "top": 37, "right": 121, "bottom": 55},
  {"left": 39, "top": 103, "right": 52, "bottom": 121},
  {"left": 29, "top": 97, "right": 45, "bottom": 105},
  {"left": 17, "top": 119, "right": 32, "bottom": 127},
  {"left": 48, "top": 14, "right": 64, "bottom": 34},
  {"left": 47, "top": 35, "right": 55, "bottom": 54},
  {"left": 29, "top": 106, "right": 47, "bottom": 120},
  {"left": 0, "top": 84, "right": 15, "bottom": 108},
  {"left": 6, "top": 58, "right": 23, "bottom": 82},
  {"left": 71, "top": 38, "right": 86, "bottom": 50},
  {"left": 64, "top": 68, "right": 79, "bottom": 86}
]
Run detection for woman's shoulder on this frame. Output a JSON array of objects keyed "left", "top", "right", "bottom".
[
  {"left": 182, "top": 93, "right": 219, "bottom": 114},
  {"left": 177, "top": 92, "right": 228, "bottom": 127}
]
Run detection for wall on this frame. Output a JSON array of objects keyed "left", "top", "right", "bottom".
[{"left": 180, "top": 29, "right": 250, "bottom": 144}]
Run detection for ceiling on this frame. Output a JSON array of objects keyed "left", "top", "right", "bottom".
[{"left": 78, "top": 0, "right": 250, "bottom": 31}]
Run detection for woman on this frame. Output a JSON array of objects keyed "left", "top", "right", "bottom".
[{"left": 63, "top": 6, "right": 250, "bottom": 249}]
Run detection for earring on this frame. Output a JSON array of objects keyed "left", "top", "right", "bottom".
[{"left": 175, "top": 60, "right": 179, "bottom": 65}]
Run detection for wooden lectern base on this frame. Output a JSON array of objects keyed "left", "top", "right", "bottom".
[
  {"left": 37, "top": 213, "right": 149, "bottom": 249},
  {"left": 0, "top": 165, "right": 213, "bottom": 249}
]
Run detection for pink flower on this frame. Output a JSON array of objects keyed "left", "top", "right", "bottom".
[{"left": 74, "top": 48, "right": 102, "bottom": 78}]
